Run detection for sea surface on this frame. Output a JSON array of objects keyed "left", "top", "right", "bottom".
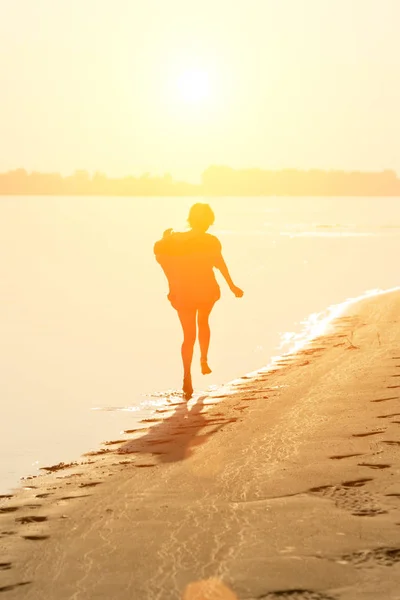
[{"left": 1, "top": 196, "right": 400, "bottom": 493}]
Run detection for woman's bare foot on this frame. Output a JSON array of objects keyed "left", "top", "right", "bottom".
[
  {"left": 200, "top": 359, "right": 212, "bottom": 375},
  {"left": 183, "top": 375, "right": 193, "bottom": 400}
]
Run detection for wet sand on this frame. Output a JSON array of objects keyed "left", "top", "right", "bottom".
[{"left": 1, "top": 291, "right": 400, "bottom": 599}]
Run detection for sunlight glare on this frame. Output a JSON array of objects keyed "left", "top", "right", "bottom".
[{"left": 176, "top": 69, "right": 211, "bottom": 104}]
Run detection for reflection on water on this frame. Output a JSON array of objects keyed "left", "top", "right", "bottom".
[
  {"left": 280, "top": 231, "right": 379, "bottom": 238},
  {"left": 1, "top": 195, "right": 400, "bottom": 492}
]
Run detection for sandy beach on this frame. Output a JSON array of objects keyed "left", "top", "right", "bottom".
[{"left": 1, "top": 291, "right": 400, "bottom": 599}]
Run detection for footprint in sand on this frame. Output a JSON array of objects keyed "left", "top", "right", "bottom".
[
  {"left": 377, "top": 413, "right": 400, "bottom": 419},
  {"left": 83, "top": 449, "right": 113, "bottom": 457},
  {"left": 60, "top": 495, "right": 92, "bottom": 500},
  {"left": 0, "top": 582, "right": 32, "bottom": 593},
  {"left": 0, "top": 563, "right": 12, "bottom": 571},
  {"left": 358, "top": 463, "right": 391, "bottom": 470},
  {"left": 257, "top": 590, "right": 337, "bottom": 599},
  {"left": 371, "top": 396, "right": 399, "bottom": 403},
  {"left": 22, "top": 535, "right": 50, "bottom": 541},
  {"left": 103, "top": 439, "right": 127, "bottom": 446},
  {"left": 329, "top": 453, "right": 363, "bottom": 460},
  {"left": 40, "top": 461, "right": 78, "bottom": 473},
  {"left": 342, "top": 478, "right": 374, "bottom": 487},
  {"left": 16, "top": 516, "right": 47, "bottom": 524},
  {"left": 308, "top": 478, "right": 386, "bottom": 517},
  {"left": 309, "top": 478, "right": 372, "bottom": 493},
  {"left": 352, "top": 431, "right": 386, "bottom": 437},
  {"left": 79, "top": 482, "right": 102, "bottom": 488},
  {"left": 338, "top": 547, "right": 400, "bottom": 567},
  {"left": 0, "top": 507, "right": 20, "bottom": 514},
  {"left": 124, "top": 428, "right": 147, "bottom": 433}
]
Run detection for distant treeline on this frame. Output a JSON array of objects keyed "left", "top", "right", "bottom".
[
  {"left": 1, "top": 166, "right": 400, "bottom": 196},
  {"left": 202, "top": 166, "right": 400, "bottom": 196},
  {"left": 0, "top": 169, "right": 199, "bottom": 196}
]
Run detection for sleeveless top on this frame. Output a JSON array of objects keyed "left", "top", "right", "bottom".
[{"left": 154, "top": 230, "right": 221, "bottom": 309}]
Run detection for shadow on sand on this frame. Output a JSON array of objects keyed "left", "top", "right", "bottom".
[{"left": 118, "top": 395, "right": 237, "bottom": 463}]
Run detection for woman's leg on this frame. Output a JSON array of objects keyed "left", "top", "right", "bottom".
[
  {"left": 177, "top": 309, "right": 197, "bottom": 398},
  {"left": 198, "top": 305, "right": 213, "bottom": 375}
]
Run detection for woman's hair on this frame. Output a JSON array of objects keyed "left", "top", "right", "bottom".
[{"left": 188, "top": 203, "right": 215, "bottom": 231}]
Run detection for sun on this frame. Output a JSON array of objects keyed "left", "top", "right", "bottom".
[
  {"left": 176, "top": 69, "right": 211, "bottom": 104},
  {"left": 162, "top": 63, "right": 220, "bottom": 120}
]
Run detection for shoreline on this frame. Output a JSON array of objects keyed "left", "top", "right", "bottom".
[
  {"left": 3, "top": 286, "right": 397, "bottom": 496},
  {"left": 2, "top": 290, "right": 400, "bottom": 598}
]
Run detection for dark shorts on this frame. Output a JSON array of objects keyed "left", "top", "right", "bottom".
[{"left": 168, "top": 290, "right": 220, "bottom": 312}]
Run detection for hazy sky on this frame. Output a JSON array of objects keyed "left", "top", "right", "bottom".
[{"left": 1, "top": 0, "right": 399, "bottom": 180}]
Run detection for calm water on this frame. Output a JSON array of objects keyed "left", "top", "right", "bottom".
[{"left": 1, "top": 196, "right": 400, "bottom": 493}]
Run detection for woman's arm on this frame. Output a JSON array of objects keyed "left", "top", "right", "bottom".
[{"left": 214, "top": 253, "right": 244, "bottom": 298}]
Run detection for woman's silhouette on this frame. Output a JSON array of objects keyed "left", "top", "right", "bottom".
[{"left": 154, "top": 203, "right": 243, "bottom": 399}]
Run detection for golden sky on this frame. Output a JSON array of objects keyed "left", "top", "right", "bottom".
[{"left": 1, "top": 0, "right": 399, "bottom": 181}]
